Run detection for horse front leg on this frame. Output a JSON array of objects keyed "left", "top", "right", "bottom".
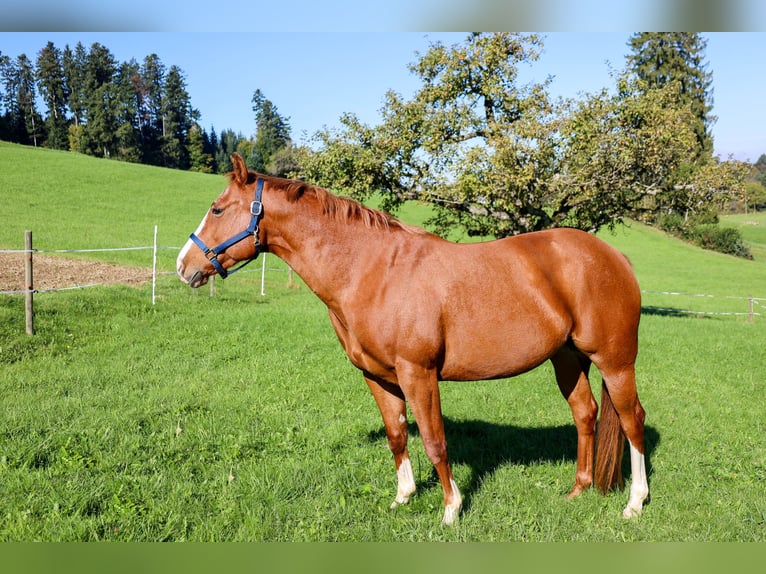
[
  {"left": 395, "top": 360, "right": 462, "bottom": 526},
  {"left": 364, "top": 374, "right": 417, "bottom": 509}
]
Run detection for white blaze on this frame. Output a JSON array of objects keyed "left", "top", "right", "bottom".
[{"left": 177, "top": 212, "right": 210, "bottom": 279}]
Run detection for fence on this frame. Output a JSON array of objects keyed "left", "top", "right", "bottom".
[
  {"left": 640, "top": 289, "right": 764, "bottom": 320},
  {"left": 2, "top": 230, "right": 764, "bottom": 336},
  {"left": 0, "top": 229, "right": 292, "bottom": 335}
]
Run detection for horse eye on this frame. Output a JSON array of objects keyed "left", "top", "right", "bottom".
[{"left": 211, "top": 207, "right": 224, "bottom": 216}]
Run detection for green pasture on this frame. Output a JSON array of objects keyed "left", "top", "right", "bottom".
[{"left": 1, "top": 142, "right": 765, "bottom": 541}]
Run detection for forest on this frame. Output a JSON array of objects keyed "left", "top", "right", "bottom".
[{"left": 0, "top": 41, "right": 252, "bottom": 174}]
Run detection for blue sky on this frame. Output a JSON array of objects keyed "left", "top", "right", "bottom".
[{"left": 1, "top": 32, "right": 764, "bottom": 161}]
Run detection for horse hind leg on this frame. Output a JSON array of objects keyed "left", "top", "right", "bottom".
[
  {"left": 597, "top": 365, "right": 649, "bottom": 518},
  {"left": 551, "top": 346, "right": 598, "bottom": 498}
]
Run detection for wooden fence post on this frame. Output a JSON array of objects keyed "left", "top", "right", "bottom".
[{"left": 25, "top": 230, "right": 34, "bottom": 335}]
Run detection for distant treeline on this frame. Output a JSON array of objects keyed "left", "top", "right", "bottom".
[{"left": 0, "top": 41, "right": 270, "bottom": 174}]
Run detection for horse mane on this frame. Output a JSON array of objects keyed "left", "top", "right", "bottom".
[
  {"left": 226, "top": 149, "right": 421, "bottom": 234},
  {"left": 282, "top": 180, "right": 422, "bottom": 234}
]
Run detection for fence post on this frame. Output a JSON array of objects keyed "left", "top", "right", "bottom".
[
  {"left": 152, "top": 225, "right": 158, "bottom": 305},
  {"left": 749, "top": 295, "right": 754, "bottom": 324},
  {"left": 25, "top": 230, "right": 34, "bottom": 335},
  {"left": 260, "top": 252, "right": 267, "bottom": 296}
]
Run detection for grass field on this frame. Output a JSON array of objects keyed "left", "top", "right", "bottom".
[{"left": 1, "top": 142, "right": 765, "bottom": 541}]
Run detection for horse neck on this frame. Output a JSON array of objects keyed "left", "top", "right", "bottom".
[{"left": 263, "top": 191, "right": 388, "bottom": 305}]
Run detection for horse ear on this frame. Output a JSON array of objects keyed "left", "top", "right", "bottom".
[{"left": 230, "top": 153, "right": 249, "bottom": 186}]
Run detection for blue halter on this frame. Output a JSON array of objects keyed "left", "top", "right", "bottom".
[{"left": 189, "top": 178, "right": 264, "bottom": 279}]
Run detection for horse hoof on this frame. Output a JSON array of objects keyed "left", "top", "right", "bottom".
[
  {"left": 441, "top": 504, "right": 461, "bottom": 526},
  {"left": 622, "top": 505, "right": 643, "bottom": 519},
  {"left": 566, "top": 484, "right": 587, "bottom": 499},
  {"left": 390, "top": 494, "right": 411, "bottom": 510}
]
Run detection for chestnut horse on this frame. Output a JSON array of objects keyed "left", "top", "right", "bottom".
[{"left": 177, "top": 153, "right": 648, "bottom": 525}]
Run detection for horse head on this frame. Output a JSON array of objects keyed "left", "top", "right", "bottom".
[{"left": 177, "top": 153, "right": 265, "bottom": 287}]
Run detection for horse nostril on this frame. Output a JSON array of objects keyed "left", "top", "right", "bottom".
[{"left": 189, "top": 270, "right": 204, "bottom": 288}]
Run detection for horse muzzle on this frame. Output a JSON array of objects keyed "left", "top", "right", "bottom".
[{"left": 177, "top": 262, "right": 208, "bottom": 288}]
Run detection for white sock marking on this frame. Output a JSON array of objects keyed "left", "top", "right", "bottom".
[
  {"left": 623, "top": 439, "right": 649, "bottom": 518},
  {"left": 442, "top": 477, "right": 462, "bottom": 526},
  {"left": 390, "top": 456, "right": 416, "bottom": 509}
]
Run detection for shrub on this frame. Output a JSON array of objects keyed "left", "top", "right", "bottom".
[
  {"left": 689, "top": 224, "right": 753, "bottom": 259},
  {"left": 656, "top": 212, "right": 686, "bottom": 235},
  {"left": 655, "top": 211, "right": 753, "bottom": 259}
]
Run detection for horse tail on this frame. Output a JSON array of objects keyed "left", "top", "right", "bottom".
[{"left": 594, "top": 380, "right": 625, "bottom": 493}]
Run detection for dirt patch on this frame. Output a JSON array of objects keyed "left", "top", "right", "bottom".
[{"left": 0, "top": 252, "right": 151, "bottom": 293}]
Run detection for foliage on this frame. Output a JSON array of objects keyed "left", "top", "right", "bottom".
[
  {"left": 299, "top": 33, "right": 744, "bottom": 238},
  {"left": 1, "top": 42, "right": 204, "bottom": 171},
  {"left": 159, "top": 65, "right": 198, "bottom": 169},
  {"left": 553, "top": 77, "right": 700, "bottom": 231},
  {"left": 250, "top": 89, "right": 292, "bottom": 175},
  {"left": 35, "top": 42, "right": 68, "bottom": 150},
  {"left": 0, "top": 52, "right": 43, "bottom": 146},
  {"left": 626, "top": 32, "right": 714, "bottom": 160},
  {"left": 656, "top": 210, "right": 753, "bottom": 259},
  {"left": 744, "top": 181, "right": 766, "bottom": 210}
]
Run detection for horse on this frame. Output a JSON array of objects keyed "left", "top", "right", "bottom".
[{"left": 177, "top": 153, "right": 648, "bottom": 525}]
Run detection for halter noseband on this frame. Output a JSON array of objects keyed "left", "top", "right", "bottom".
[{"left": 189, "top": 178, "right": 265, "bottom": 279}]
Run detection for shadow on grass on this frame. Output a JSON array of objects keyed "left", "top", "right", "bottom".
[
  {"left": 641, "top": 305, "right": 709, "bottom": 319},
  {"left": 368, "top": 418, "right": 659, "bottom": 513}
]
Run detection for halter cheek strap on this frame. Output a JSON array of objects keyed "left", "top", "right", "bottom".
[{"left": 189, "top": 178, "right": 265, "bottom": 279}]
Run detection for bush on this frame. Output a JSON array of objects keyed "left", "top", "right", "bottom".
[
  {"left": 689, "top": 225, "right": 753, "bottom": 259},
  {"left": 655, "top": 211, "right": 753, "bottom": 259},
  {"left": 656, "top": 212, "right": 686, "bottom": 235},
  {"left": 687, "top": 209, "right": 719, "bottom": 226}
]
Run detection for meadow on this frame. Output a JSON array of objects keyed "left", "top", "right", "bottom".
[{"left": 1, "top": 142, "right": 765, "bottom": 541}]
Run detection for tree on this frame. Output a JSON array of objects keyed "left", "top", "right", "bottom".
[
  {"left": 62, "top": 42, "right": 87, "bottom": 127},
  {"left": 139, "top": 53, "right": 165, "bottom": 165},
  {"left": 0, "top": 53, "right": 24, "bottom": 142},
  {"left": 160, "top": 65, "right": 197, "bottom": 169},
  {"left": 113, "top": 59, "right": 143, "bottom": 162},
  {"left": 554, "top": 76, "right": 703, "bottom": 228},
  {"left": 300, "top": 33, "right": 743, "bottom": 238},
  {"left": 187, "top": 123, "right": 214, "bottom": 173},
  {"left": 81, "top": 43, "right": 118, "bottom": 157},
  {"left": 250, "top": 89, "right": 291, "bottom": 173},
  {"left": 302, "top": 33, "right": 556, "bottom": 237},
  {"left": 753, "top": 154, "right": 766, "bottom": 188},
  {"left": 214, "top": 128, "right": 243, "bottom": 173},
  {"left": 0, "top": 53, "right": 43, "bottom": 146},
  {"left": 36, "top": 41, "right": 69, "bottom": 150},
  {"left": 627, "top": 33, "right": 714, "bottom": 161}
]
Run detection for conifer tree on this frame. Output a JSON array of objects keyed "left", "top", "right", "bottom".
[
  {"left": 36, "top": 41, "right": 69, "bottom": 149},
  {"left": 627, "top": 32, "right": 714, "bottom": 161},
  {"left": 81, "top": 43, "right": 118, "bottom": 157},
  {"left": 160, "top": 65, "right": 197, "bottom": 169},
  {"left": 140, "top": 53, "right": 165, "bottom": 165},
  {"left": 250, "top": 89, "right": 291, "bottom": 173}
]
